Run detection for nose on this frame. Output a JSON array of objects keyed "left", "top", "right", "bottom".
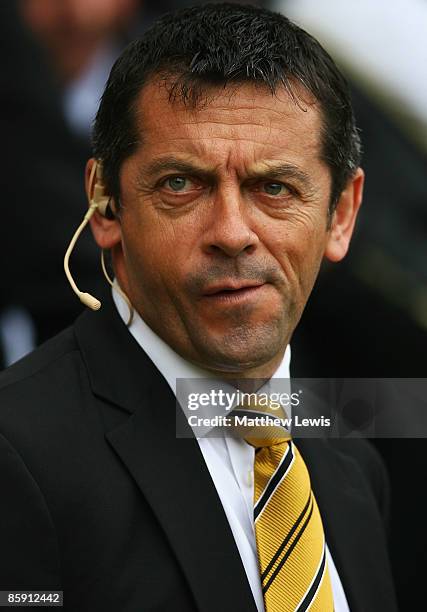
[{"left": 202, "top": 187, "right": 259, "bottom": 258}]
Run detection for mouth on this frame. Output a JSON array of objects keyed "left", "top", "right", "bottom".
[{"left": 201, "top": 282, "right": 267, "bottom": 304}]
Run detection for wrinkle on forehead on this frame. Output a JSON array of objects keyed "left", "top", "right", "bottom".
[
  {"left": 136, "top": 78, "right": 320, "bottom": 133},
  {"left": 131, "top": 79, "right": 324, "bottom": 178}
]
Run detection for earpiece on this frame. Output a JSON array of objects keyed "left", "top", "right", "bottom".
[
  {"left": 91, "top": 162, "right": 111, "bottom": 217},
  {"left": 64, "top": 161, "right": 134, "bottom": 321},
  {"left": 63, "top": 160, "right": 111, "bottom": 312},
  {"left": 64, "top": 160, "right": 134, "bottom": 326}
]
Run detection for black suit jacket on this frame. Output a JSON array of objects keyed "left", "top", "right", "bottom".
[{"left": 0, "top": 292, "right": 397, "bottom": 611}]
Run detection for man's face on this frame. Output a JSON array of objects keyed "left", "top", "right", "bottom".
[{"left": 90, "top": 80, "right": 362, "bottom": 376}]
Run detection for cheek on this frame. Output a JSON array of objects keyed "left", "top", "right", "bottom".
[
  {"left": 266, "top": 215, "right": 327, "bottom": 294},
  {"left": 121, "top": 213, "right": 193, "bottom": 290}
]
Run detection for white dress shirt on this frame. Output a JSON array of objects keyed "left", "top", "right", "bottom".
[{"left": 113, "top": 288, "right": 350, "bottom": 611}]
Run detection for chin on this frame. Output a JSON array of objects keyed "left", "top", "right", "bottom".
[{"left": 195, "top": 328, "right": 286, "bottom": 373}]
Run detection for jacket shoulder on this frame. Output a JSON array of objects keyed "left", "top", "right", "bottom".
[
  {"left": 0, "top": 327, "right": 76, "bottom": 385},
  {"left": 0, "top": 326, "right": 82, "bottom": 410}
]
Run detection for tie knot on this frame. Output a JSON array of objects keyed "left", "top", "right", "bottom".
[{"left": 230, "top": 397, "right": 291, "bottom": 448}]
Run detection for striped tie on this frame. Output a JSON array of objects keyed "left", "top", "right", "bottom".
[{"left": 233, "top": 401, "right": 334, "bottom": 611}]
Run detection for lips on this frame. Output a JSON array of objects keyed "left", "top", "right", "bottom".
[{"left": 202, "top": 281, "right": 265, "bottom": 296}]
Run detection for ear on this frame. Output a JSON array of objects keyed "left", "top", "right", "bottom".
[
  {"left": 85, "top": 158, "right": 122, "bottom": 249},
  {"left": 324, "top": 167, "right": 364, "bottom": 262}
]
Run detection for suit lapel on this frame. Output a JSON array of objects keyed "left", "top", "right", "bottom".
[
  {"left": 74, "top": 295, "right": 257, "bottom": 612},
  {"left": 297, "top": 439, "right": 398, "bottom": 612}
]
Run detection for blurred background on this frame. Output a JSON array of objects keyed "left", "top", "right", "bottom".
[{"left": 0, "top": 0, "right": 426, "bottom": 608}]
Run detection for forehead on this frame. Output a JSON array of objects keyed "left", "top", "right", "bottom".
[{"left": 133, "top": 79, "right": 323, "bottom": 165}]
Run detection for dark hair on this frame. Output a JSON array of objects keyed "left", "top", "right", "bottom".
[{"left": 93, "top": 2, "right": 361, "bottom": 212}]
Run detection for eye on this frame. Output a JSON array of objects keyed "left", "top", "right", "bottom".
[
  {"left": 262, "top": 182, "right": 291, "bottom": 196},
  {"left": 164, "top": 176, "right": 191, "bottom": 192}
]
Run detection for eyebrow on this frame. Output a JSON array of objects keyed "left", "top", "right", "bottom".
[
  {"left": 138, "top": 156, "right": 314, "bottom": 191},
  {"left": 247, "top": 163, "right": 314, "bottom": 191},
  {"left": 139, "top": 157, "right": 214, "bottom": 181}
]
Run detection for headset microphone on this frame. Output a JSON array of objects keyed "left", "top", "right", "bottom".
[
  {"left": 63, "top": 160, "right": 109, "bottom": 311},
  {"left": 63, "top": 161, "right": 134, "bottom": 325}
]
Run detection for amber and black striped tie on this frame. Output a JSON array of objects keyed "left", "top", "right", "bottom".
[{"left": 233, "top": 401, "right": 334, "bottom": 611}]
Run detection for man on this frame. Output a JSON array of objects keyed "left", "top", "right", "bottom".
[{"left": 0, "top": 4, "right": 397, "bottom": 611}]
